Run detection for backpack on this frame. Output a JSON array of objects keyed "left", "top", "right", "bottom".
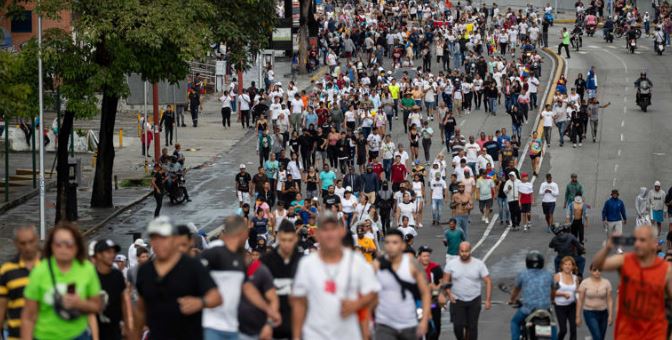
[{"left": 378, "top": 256, "right": 421, "bottom": 301}]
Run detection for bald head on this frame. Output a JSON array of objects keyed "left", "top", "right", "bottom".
[
  {"left": 633, "top": 224, "right": 658, "bottom": 258},
  {"left": 459, "top": 241, "right": 472, "bottom": 261}
]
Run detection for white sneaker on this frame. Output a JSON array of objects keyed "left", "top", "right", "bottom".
[
  {"left": 485, "top": 217, "right": 490, "bottom": 224},
  {"left": 523, "top": 225, "right": 529, "bottom": 231},
  {"left": 579, "top": 143, "right": 582, "bottom": 147}
]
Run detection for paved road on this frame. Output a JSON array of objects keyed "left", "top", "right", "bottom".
[{"left": 474, "top": 26, "right": 672, "bottom": 340}]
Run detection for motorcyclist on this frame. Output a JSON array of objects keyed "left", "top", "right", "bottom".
[
  {"left": 548, "top": 224, "right": 585, "bottom": 276},
  {"left": 634, "top": 72, "right": 653, "bottom": 104},
  {"left": 585, "top": 12, "right": 597, "bottom": 33},
  {"left": 653, "top": 26, "right": 665, "bottom": 51},
  {"left": 508, "top": 251, "right": 558, "bottom": 340},
  {"left": 603, "top": 16, "right": 614, "bottom": 40},
  {"left": 165, "top": 155, "right": 191, "bottom": 202},
  {"left": 571, "top": 24, "right": 583, "bottom": 49},
  {"left": 626, "top": 25, "right": 638, "bottom": 49}
]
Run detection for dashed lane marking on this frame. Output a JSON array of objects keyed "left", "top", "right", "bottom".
[{"left": 472, "top": 213, "right": 500, "bottom": 252}]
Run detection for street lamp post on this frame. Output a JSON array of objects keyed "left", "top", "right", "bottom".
[{"left": 37, "top": 13, "right": 46, "bottom": 240}]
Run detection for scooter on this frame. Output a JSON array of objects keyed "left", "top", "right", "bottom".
[
  {"left": 636, "top": 91, "right": 651, "bottom": 112},
  {"left": 604, "top": 29, "right": 614, "bottom": 43},
  {"left": 167, "top": 171, "right": 188, "bottom": 204},
  {"left": 586, "top": 24, "right": 597, "bottom": 37}
]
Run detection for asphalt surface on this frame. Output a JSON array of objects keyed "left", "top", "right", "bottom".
[{"left": 89, "top": 24, "right": 672, "bottom": 339}]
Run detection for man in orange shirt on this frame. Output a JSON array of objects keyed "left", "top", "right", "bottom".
[{"left": 592, "top": 224, "right": 672, "bottom": 340}]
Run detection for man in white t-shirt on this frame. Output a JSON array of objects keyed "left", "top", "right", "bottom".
[
  {"left": 430, "top": 172, "right": 448, "bottom": 225},
  {"left": 443, "top": 242, "right": 492, "bottom": 340},
  {"left": 475, "top": 172, "right": 495, "bottom": 223},
  {"left": 291, "top": 213, "right": 380, "bottom": 340},
  {"left": 541, "top": 104, "right": 555, "bottom": 146},
  {"left": 367, "top": 130, "right": 382, "bottom": 160},
  {"left": 464, "top": 136, "right": 481, "bottom": 175}
]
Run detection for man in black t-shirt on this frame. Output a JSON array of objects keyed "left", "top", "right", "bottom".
[
  {"left": 261, "top": 221, "right": 303, "bottom": 339},
  {"left": 239, "top": 247, "right": 277, "bottom": 338},
  {"left": 235, "top": 164, "right": 252, "bottom": 207},
  {"left": 94, "top": 239, "right": 129, "bottom": 340},
  {"left": 483, "top": 135, "right": 500, "bottom": 161},
  {"left": 322, "top": 185, "right": 342, "bottom": 210},
  {"left": 134, "top": 217, "right": 222, "bottom": 340}
]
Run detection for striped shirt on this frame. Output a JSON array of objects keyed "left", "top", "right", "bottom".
[{"left": 0, "top": 257, "right": 36, "bottom": 339}]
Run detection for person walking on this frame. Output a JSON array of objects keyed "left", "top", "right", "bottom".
[
  {"left": 443, "top": 242, "right": 492, "bottom": 340},
  {"left": 576, "top": 266, "right": 613, "bottom": 340},
  {"left": 219, "top": 90, "right": 233, "bottom": 128},
  {"left": 567, "top": 194, "right": 589, "bottom": 244},
  {"left": 374, "top": 229, "right": 431, "bottom": 340},
  {"left": 558, "top": 27, "right": 571, "bottom": 58},
  {"left": 417, "top": 246, "right": 445, "bottom": 340},
  {"left": 649, "top": 181, "right": 666, "bottom": 235},
  {"left": 564, "top": 174, "right": 583, "bottom": 209},
  {"left": 602, "top": 189, "right": 627, "bottom": 235},
  {"left": 592, "top": 224, "right": 671, "bottom": 340},
  {"left": 504, "top": 172, "right": 522, "bottom": 230},
  {"left": 451, "top": 183, "right": 473, "bottom": 238},
  {"left": 0, "top": 225, "right": 40, "bottom": 340},
  {"left": 539, "top": 173, "right": 560, "bottom": 232},
  {"left": 21, "top": 222, "right": 102, "bottom": 340},
  {"left": 541, "top": 104, "right": 555, "bottom": 147},
  {"left": 160, "top": 105, "right": 176, "bottom": 146},
  {"left": 444, "top": 218, "right": 467, "bottom": 265},
  {"left": 291, "top": 213, "right": 380, "bottom": 340},
  {"left": 553, "top": 256, "right": 579, "bottom": 340},
  {"left": 151, "top": 163, "right": 167, "bottom": 217},
  {"left": 93, "top": 239, "right": 131, "bottom": 340}
]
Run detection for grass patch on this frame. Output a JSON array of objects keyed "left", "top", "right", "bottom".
[{"left": 119, "top": 177, "right": 151, "bottom": 188}]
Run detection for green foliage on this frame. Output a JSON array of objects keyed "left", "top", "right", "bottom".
[
  {"left": 0, "top": 51, "right": 33, "bottom": 119},
  {"left": 210, "top": 0, "right": 277, "bottom": 71}
]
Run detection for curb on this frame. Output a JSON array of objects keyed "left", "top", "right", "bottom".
[
  {"left": 81, "top": 191, "right": 152, "bottom": 237},
  {"left": 533, "top": 48, "right": 566, "bottom": 174},
  {"left": 0, "top": 181, "right": 57, "bottom": 215}
]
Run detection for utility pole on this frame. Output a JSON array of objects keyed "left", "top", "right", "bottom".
[
  {"left": 152, "top": 82, "right": 161, "bottom": 164},
  {"left": 37, "top": 11, "right": 46, "bottom": 240}
]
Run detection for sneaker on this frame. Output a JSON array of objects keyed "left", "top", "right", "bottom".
[
  {"left": 579, "top": 143, "right": 582, "bottom": 147},
  {"left": 545, "top": 226, "right": 551, "bottom": 233},
  {"left": 418, "top": 223, "right": 423, "bottom": 228},
  {"left": 523, "top": 225, "right": 529, "bottom": 231},
  {"left": 593, "top": 137, "right": 596, "bottom": 142},
  {"left": 395, "top": 116, "right": 399, "bottom": 120},
  {"left": 499, "top": 220, "right": 504, "bottom": 225},
  {"left": 485, "top": 217, "right": 490, "bottom": 224},
  {"left": 573, "top": 144, "right": 577, "bottom": 148}
]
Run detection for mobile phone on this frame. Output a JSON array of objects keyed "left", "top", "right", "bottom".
[
  {"left": 67, "top": 283, "right": 76, "bottom": 294},
  {"left": 612, "top": 235, "right": 636, "bottom": 246}
]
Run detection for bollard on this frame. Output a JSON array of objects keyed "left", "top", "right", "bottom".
[
  {"left": 119, "top": 128, "right": 123, "bottom": 148},
  {"left": 114, "top": 175, "right": 118, "bottom": 190},
  {"left": 136, "top": 113, "right": 142, "bottom": 137},
  {"left": 91, "top": 152, "right": 97, "bottom": 168}
]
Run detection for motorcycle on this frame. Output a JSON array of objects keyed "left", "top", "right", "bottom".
[
  {"left": 604, "top": 29, "right": 614, "bottom": 43},
  {"left": 511, "top": 303, "right": 556, "bottom": 340},
  {"left": 586, "top": 23, "right": 597, "bottom": 37},
  {"left": 628, "top": 38, "right": 637, "bottom": 53},
  {"left": 636, "top": 91, "right": 651, "bottom": 112},
  {"left": 167, "top": 170, "right": 188, "bottom": 204},
  {"left": 570, "top": 30, "right": 583, "bottom": 51}
]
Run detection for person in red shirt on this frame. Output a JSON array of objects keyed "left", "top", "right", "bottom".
[
  {"left": 390, "top": 155, "right": 408, "bottom": 192},
  {"left": 592, "top": 224, "right": 672, "bottom": 340},
  {"left": 369, "top": 156, "right": 385, "bottom": 179},
  {"left": 518, "top": 172, "right": 534, "bottom": 231}
]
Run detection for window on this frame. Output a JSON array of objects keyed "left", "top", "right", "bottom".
[{"left": 10, "top": 11, "right": 32, "bottom": 33}]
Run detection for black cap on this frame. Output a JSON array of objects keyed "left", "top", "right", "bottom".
[
  {"left": 94, "top": 239, "right": 121, "bottom": 254},
  {"left": 417, "top": 245, "right": 433, "bottom": 254}
]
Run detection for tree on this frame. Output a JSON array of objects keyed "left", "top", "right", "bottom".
[
  {"left": 209, "top": 0, "right": 277, "bottom": 72},
  {"left": 9, "top": 0, "right": 215, "bottom": 208}
]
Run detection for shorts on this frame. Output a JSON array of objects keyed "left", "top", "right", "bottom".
[
  {"left": 425, "top": 101, "right": 436, "bottom": 110},
  {"left": 530, "top": 153, "right": 540, "bottom": 160},
  {"left": 237, "top": 191, "right": 250, "bottom": 204},
  {"left": 542, "top": 202, "right": 556, "bottom": 216},
  {"left": 606, "top": 221, "right": 623, "bottom": 234},
  {"left": 368, "top": 150, "right": 379, "bottom": 160},
  {"left": 520, "top": 203, "right": 532, "bottom": 213},
  {"left": 652, "top": 210, "right": 664, "bottom": 223},
  {"left": 410, "top": 141, "right": 419, "bottom": 148},
  {"left": 479, "top": 199, "right": 493, "bottom": 211},
  {"left": 346, "top": 121, "right": 356, "bottom": 130}
]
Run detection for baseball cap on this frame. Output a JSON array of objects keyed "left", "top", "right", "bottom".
[
  {"left": 94, "top": 239, "right": 121, "bottom": 254},
  {"left": 134, "top": 238, "right": 148, "bottom": 247},
  {"left": 114, "top": 254, "right": 127, "bottom": 262},
  {"left": 345, "top": 186, "right": 353, "bottom": 192},
  {"left": 147, "top": 216, "right": 175, "bottom": 237},
  {"left": 417, "top": 245, "right": 433, "bottom": 254},
  {"left": 239, "top": 163, "right": 246, "bottom": 169},
  {"left": 654, "top": 180, "right": 661, "bottom": 186},
  {"left": 508, "top": 171, "right": 516, "bottom": 177},
  {"left": 521, "top": 172, "right": 529, "bottom": 178}
]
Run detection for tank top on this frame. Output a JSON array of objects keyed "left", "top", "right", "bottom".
[
  {"left": 615, "top": 253, "right": 669, "bottom": 340},
  {"left": 412, "top": 181, "right": 423, "bottom": 199},
  {"left": 375, "top": 254, "right": 418, "bottom": 330},
  {"left": 553, "top": 273, "right": 577, "bottom": 306}
]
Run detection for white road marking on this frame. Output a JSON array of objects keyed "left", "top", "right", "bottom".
[
  {"left": 618, "top": 149, "right": 622, "bottom": 157},
  {"left": 614, "top": 164, "right": 619, "bottom": 173},
  {"left": 578, "top": 51, "right": 588, "bottom": 54},
  {"left": 621, "top": 120, "right": 625, "bottom": 127},
  {"left": 587, "top": 45, "right": 599, "bottom": 48},
  {"left": 483, "top": 227, "right": 511, "bottom": 262},
  {"left": 653, "top": 152, "right": 666, "bottom": 156},
  {"left": 602, "top": 48, "right": 629, "bottom": 72},
  {"left": 623, "top": 97, "right": 627, "bottom": 103},
  {"left": 623, "top": 106, "right": 627, "bottom": 113},
  {"left": 472, "top": 213, "right": 500, "bottom": 252},
  {"left": 620, "top": 133, "right": 624, "bottom": 141},
  {"left": 613, "top": 178, "right": 617, "bottom": 187},
  {"left": 608, "top": 45, "right": 617, "bottom": 49}
]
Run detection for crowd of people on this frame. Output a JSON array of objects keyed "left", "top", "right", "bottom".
[{"left": 3, "top": 0, "right": 672, "bottom": 340}]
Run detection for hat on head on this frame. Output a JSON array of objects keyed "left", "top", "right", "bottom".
[
  {"left": 521, "top": 172, "right": 529, "bottom": 178},
  {"left": 114, "top": 254, "right": 127, "bottom": 262},
  {"left": 239, "top": 163, "right": 246, "bottom": 169},
  {"left": 508, "top": 171, "right": 516, "bottom": 177},
  {"left": 134, "top": 238, "right": 148, "bottom": 247},
  {"left": 147, "top": 216, "right": 175, "bottom": 237},
  {"left": 94, "top": 239, "right": 121, "bottom": 254},
  {"left": 654, "top": 180, "right": 661, "bottom": 186},
  {"left": 345, "top": 186, "right": 353, "bottom": 192}
]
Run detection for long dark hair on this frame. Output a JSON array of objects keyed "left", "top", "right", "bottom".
[{"left": 44, "top": 222, "right": 87, "bottom": 262}]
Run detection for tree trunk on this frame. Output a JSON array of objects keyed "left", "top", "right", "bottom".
[
  {"left": 55, "top": 110, "right": 74, "bottom": 223},
  {"left": 90, "top": 90, "right": 118, "bottom": 208},
  {"left": 297, "top": 0, "right": 311, "bottom": 74}
]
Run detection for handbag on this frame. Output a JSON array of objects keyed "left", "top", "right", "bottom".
[{"left": 47, "top": 259, "right": 81, "bottom": 321}]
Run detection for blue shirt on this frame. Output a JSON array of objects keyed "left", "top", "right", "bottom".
[
  {"left": 602, "top": 197, "right": 627, "bottom": 222},
  {"left": 497, "top": 134, "right": 511, "bottom": 148},
  {"left": 319, "top": 171, "right": 336, "bottom": 190},
  {"left": 515, "top": 269, "right": 554, "bottom": 314}
]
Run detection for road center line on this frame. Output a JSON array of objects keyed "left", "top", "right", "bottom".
[
  {"left": 613, "top": 178, "right": 617, "bottom": 187},
  {"left": 618, "top": 149, "right": 622, "bottom": 157},
  {"left": 621, "top": 120, "right": 625, "bottom": 127},
  {"left": 483, "top": 227, "right": 511, "bottom": 262},
  {"left": 620, "top": 133, "right": 624, "bottom": 142},
  {"left": 472, "top": 213, "right": 499, "bottom": 252},
  {"left": 614, "top": 164, "right": 619, "bottom": 173}
]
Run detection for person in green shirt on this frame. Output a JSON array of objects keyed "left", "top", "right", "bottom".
[
  {"left": 401, "top": 92, "right": 416, "bottom": 133},
  {"left": 564, "top": 173, "right": 583, "bottom": 208},
  {"left": 443, "top": 218, "right": 466, "bottom": 265},
  {"left": 22, "top": 223, "right": 101, "bottom": 340},
  {"left": 558, "top": 27, "right": 571, "bottom": 58}
]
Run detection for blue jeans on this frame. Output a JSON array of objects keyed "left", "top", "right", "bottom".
[
  {"left": 383, "top": 158, "right": 392, "bottom": 180},
  {"left": 455, "top": 215, "right": 470, "bottom": 239},
  {"left": 488, "top": 97, "right": 497, "bottom": 114},
  {"left": 512, "top": 123, "right": 522, "bottom": 140},
  {"left": 556, "top": 121, "right": 567, "bottom": 145},
  {"left": 205, "top": 328, "right": 239, "bottom": 340},
  {"left": 498, "top": 197, "right": 510, "bottom": 222},
  {"left": 583, "top": 310, "right": 608, "bottom": 340},
  {"left": 432, "top": 198, "right": 443, "bottom": 221},
  {"left": 510, "top": 309, "right": 558, "bottom": 340}
]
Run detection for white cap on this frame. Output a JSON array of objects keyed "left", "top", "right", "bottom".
[
  {"left": 240, "top": 163, "right": 246, "bottom": 169},
  {"left": 147, "top": 216, "right": 174, "bottom": 237},
  {"left": 508, "top": 171, "right": 517, "bottom": 177},
  {"left": 345, "top": 186, "right": 353, "bottom": 192},
  {"left": 114, "top": 254, "right": 127, "bottom": 262},
  {"left": 134, "top": 238, "right": 148, "bottom": 247},
  {"left": 654, "top": 180, "right": 661, "bottom": 186}
]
